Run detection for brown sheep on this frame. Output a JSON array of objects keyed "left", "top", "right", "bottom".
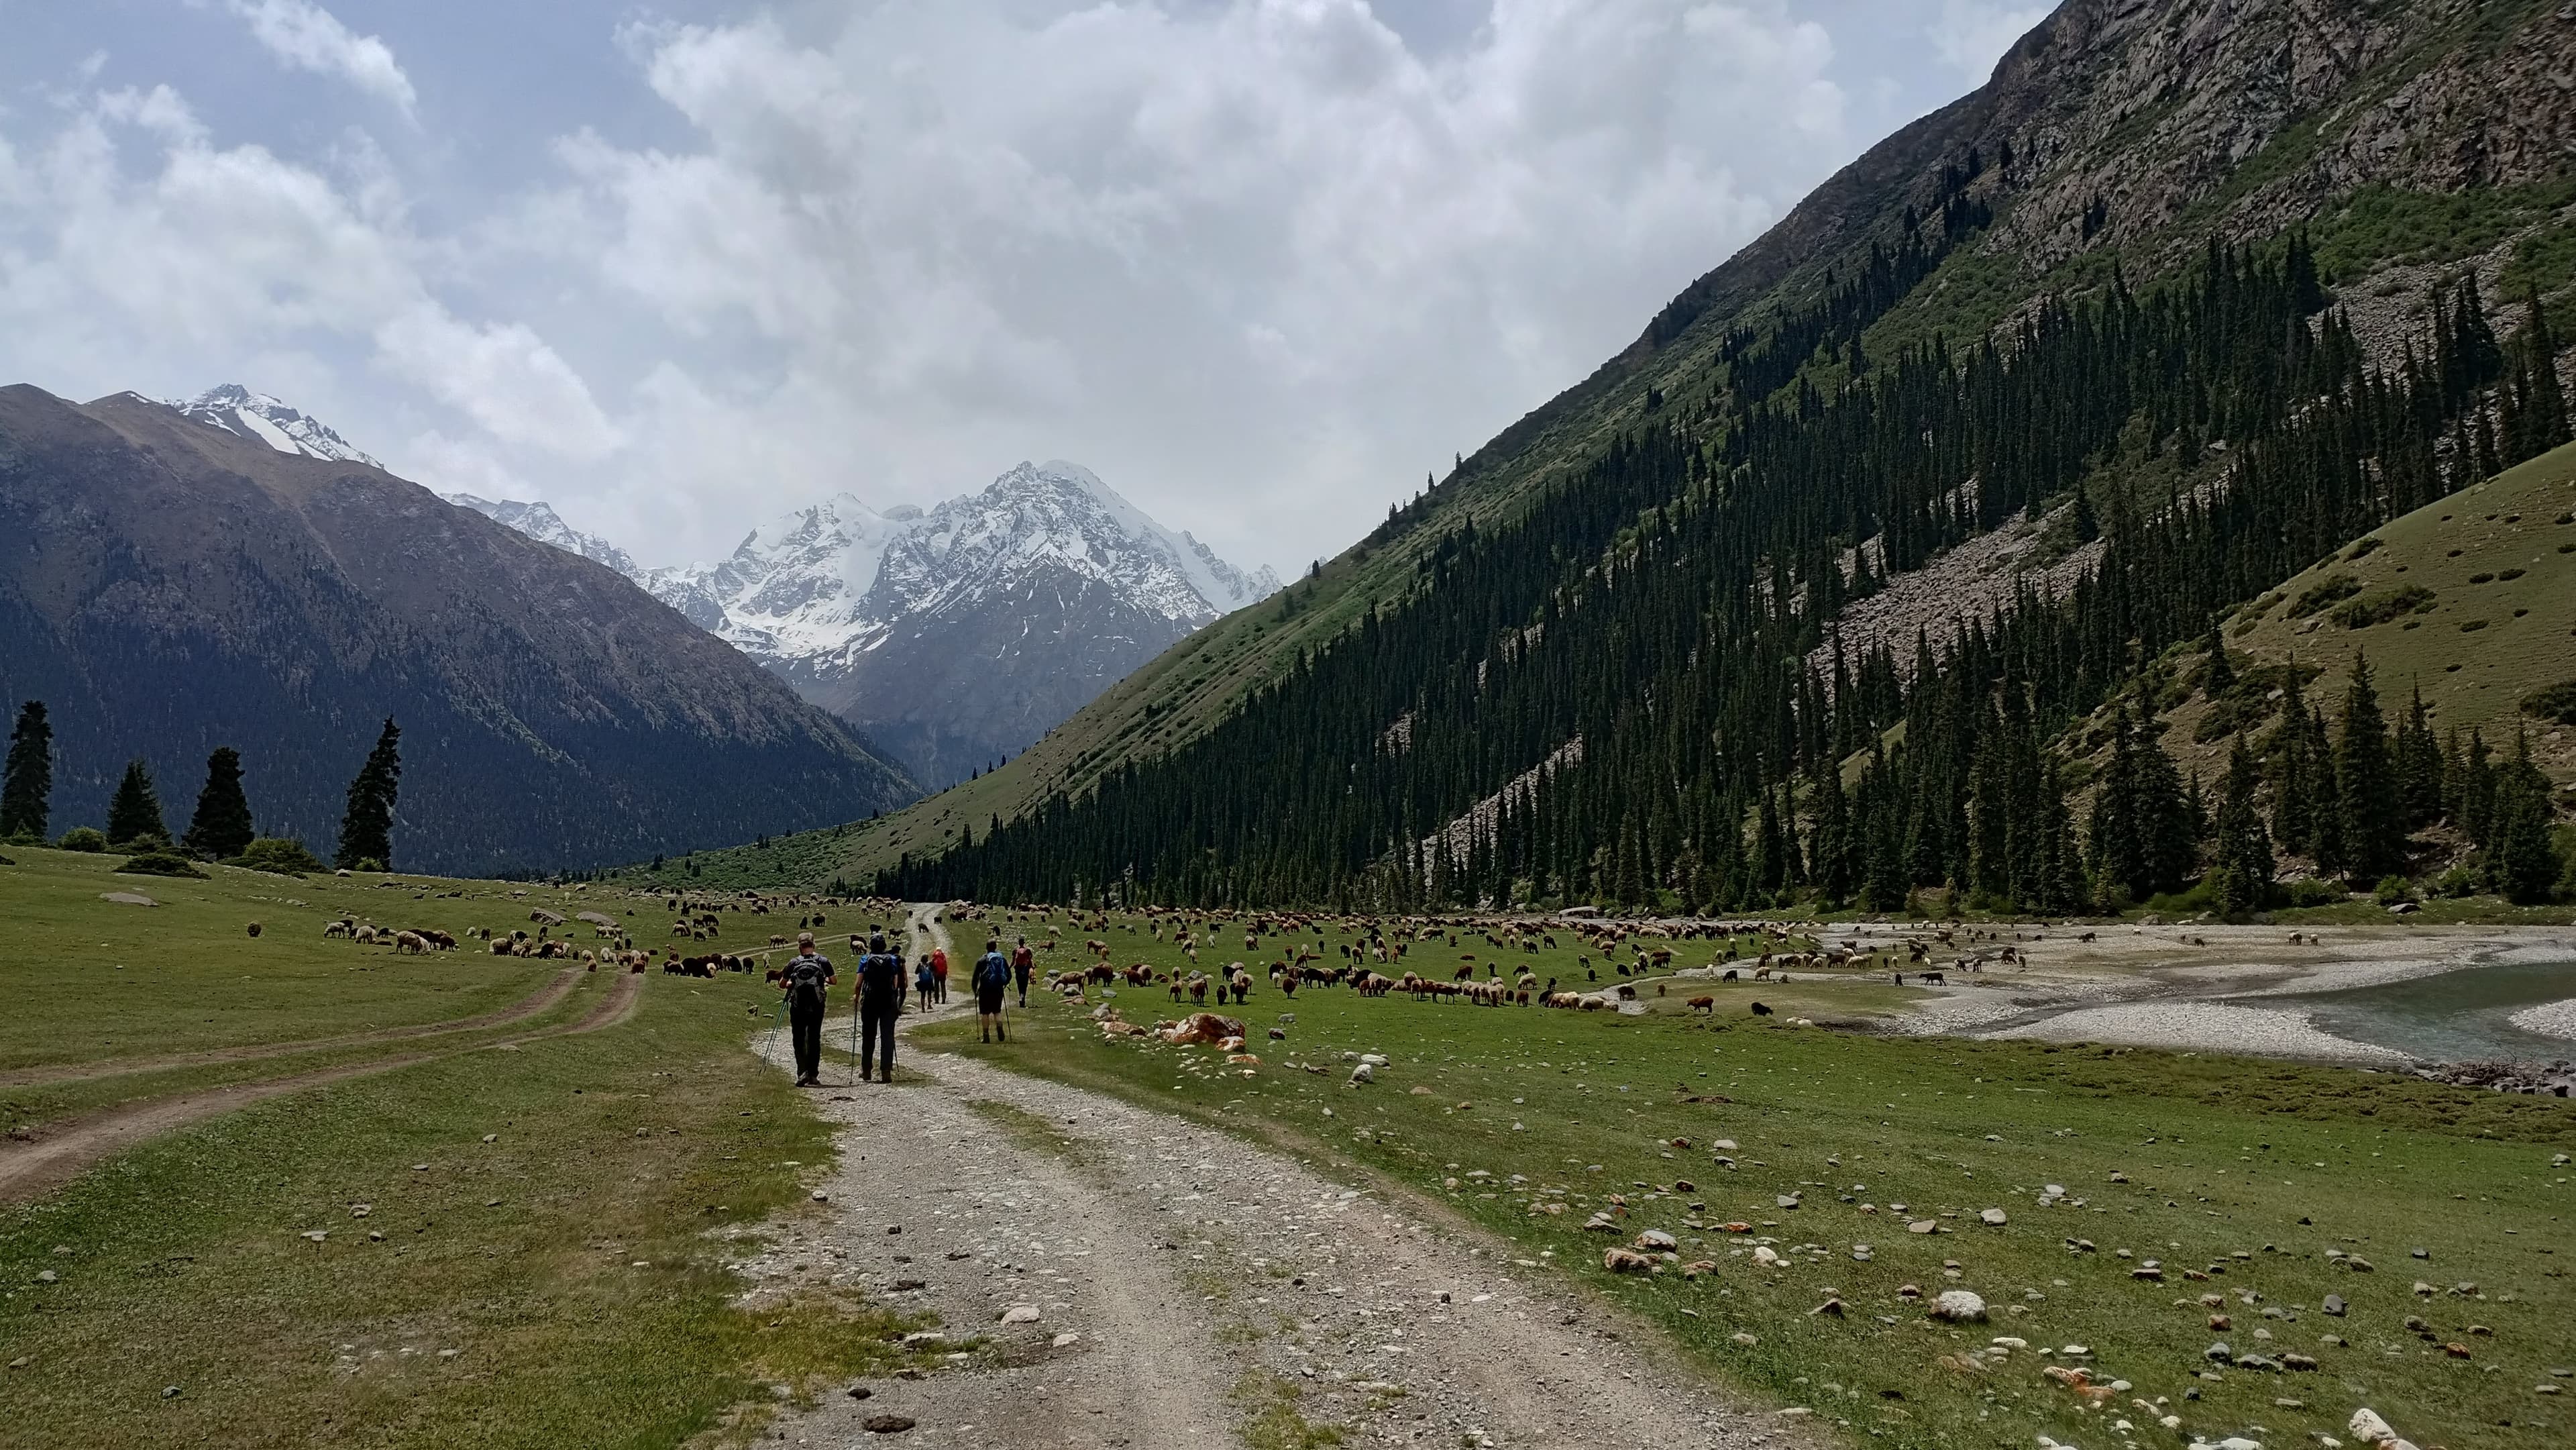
[{"left": 1686, "top": 996, "right": 1715, "bottom": 1014}]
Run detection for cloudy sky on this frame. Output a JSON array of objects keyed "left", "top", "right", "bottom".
[{"left": 0, "top": 0, "right": 2047, "bottom": 574}]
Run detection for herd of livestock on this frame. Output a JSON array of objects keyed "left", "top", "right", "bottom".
[{"left": 311, "top": 891, "right": 2053, "bottom": 1013}]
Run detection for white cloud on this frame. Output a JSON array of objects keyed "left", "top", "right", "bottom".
[
  {"left": 1927, "top": 0, "right": 2049, "bottom": 83},
  {"left": 0, "top": 3, "right": 1962, "bottom": 577},
  {"left": 521, "top": 0, "right": 1860, "bottom": 570},
  {"left": 228, "top": 0, "right": 418, "bottom": 115},
  {"left": 0, "top": 83, "right": 616, "bottom": 463}
]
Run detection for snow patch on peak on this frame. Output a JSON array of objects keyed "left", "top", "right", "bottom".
[
  {"left": 442, "top": 492, "right": 639, "bottom": 578},
  {"left": 165, "top": 384, "right": 383, "bottom": 469},
  {"left": 632, "top": 460, "right": 1280, "bottom": 682}
]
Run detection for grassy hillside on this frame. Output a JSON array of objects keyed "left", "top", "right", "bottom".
[{"left": 2156, "top": 442, "right": 2576, "bottom": 792}]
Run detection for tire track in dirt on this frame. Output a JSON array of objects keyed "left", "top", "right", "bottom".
[
  {"left": 0, "top": 965, "right": 586, "bottom": 1090},
  {"left": 0, "top": 970, "right": 647, "bottom": 1204}
]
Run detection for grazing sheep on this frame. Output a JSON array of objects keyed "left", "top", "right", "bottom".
[
  {"left": 324, "top": 920, "right": 352, "bottom": 939},
  {"left": 1919, "top": 970, "right": 1946, "bottom": 984},
  {"left": 392, "top": 930, "right": 428, "bottom": 955},
  {"left": 1686, "top": 996, "right": 1715, "bottom": 1014},
  {"left": 1750, "top": 1001, "right": 1773, "bottom": 1017}
]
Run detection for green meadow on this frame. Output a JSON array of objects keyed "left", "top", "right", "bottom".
[{"left": 926, "top": 907, "right": 2576, "bottom": 1450}]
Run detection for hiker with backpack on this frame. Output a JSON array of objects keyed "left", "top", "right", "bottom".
[
  {"left": 1011, "top": 935, "right": 1034, "bottom": 1006},
  {"left": 914, "top": 951, "right": 937, "bottom": 1013},
  {"left": 780, "top": 933, "right": 835, "bottom": 1087},
  {"left": 975, "top": 939, "right": 1013, "bottom": 1043},
  {"left": 856, "top": 931, "right": 904, "bottom": 1084}
]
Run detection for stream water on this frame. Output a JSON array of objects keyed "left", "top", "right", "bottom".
[{"left": 2264, "top": 958, "right": 2576, "bottom": 1063}]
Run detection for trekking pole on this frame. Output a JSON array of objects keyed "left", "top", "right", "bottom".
[
  {"left": 847, "top": 983, "right": 862, "bottom": 1088},
  {"left": 761, "top": 992, "right": 786, "bottom": 1072}
]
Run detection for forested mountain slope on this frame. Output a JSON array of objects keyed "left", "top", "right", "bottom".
[{"left": 681, "top": 0, "right": 2576, "bottom": 901}]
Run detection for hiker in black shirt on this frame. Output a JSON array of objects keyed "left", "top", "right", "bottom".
[
  {"left": 781, "top": 933, "right": 835, "bottom": 1086},
  {"left": 856, "top": 930, "right": 906, "bottom": 1083}
]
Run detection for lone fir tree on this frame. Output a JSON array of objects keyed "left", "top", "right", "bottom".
[
  {"left": 105, "top": 760, "right": 167, "bottom": 847},
  {"left": 182, "top": 747, "right": 256, "bottom": 860},
  {"left": 336, "top": 718, "right": 402, "bottom": 870},
  {"left": 2209, "top": 735, "right": 2275, "bottom": 918},
  {"left": 0, "top": 701, "right": 50, "bottom": 841}
]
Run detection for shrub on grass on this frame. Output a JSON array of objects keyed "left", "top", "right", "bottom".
[
  {"left": 2436, "top": 864, "right": 2480, "bottom": 898},
  {"left": 227, "top": 836, "right": 326, "bottom": 876},
  {"left": 2522, "top": 679, "right": 2576, "bottom": 727},
  {"left": 117, "top": 851, "right": 209, "bottom": 879},
  {"left": 2330, "top": 584, "right": 2436, "bottom": 628},
  {"left": 2279, "top": 877, "right": 2346, "bottom": 908},
  {"left": 2373, "top": 874, "right": 2415, "bottom": 906},
  {"left": 2288, "top": 572, "right": 2362, "bottom": 617},
  {"left": 58, "top": 826, "right": 107, "bottom": 852}
]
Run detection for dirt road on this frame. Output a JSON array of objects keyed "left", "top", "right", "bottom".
[
  {"left": 743, "top": 908, "right": 1765, "bottom": 1449},
  {"left": 0, "top": 964, "right": 585, "bottom": 1090},
  {"left": 0, "top": 969, "right": 643, "bottom": 1204}
]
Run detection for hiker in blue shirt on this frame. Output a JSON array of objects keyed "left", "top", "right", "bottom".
[
  {"left": 914, "top": 952, "right": 937, "bottom": 1013},
  {"left": 974, "top": 939, "right": 1012, "bottom": 1043}
]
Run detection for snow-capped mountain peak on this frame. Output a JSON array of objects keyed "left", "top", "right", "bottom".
[
  {"left": 164, "top": 384, "right": 383, "bottom": 469},
  {"left": 441, "top": 493, "right": 639, "bottom": 578}
]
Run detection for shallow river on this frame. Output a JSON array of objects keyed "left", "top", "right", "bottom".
[{"left": 2267, "top": 958, "right": 2576, "bottom": 1062}]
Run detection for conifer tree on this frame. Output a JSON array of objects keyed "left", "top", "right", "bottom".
[
  {"left": 181, "top": 747, "right": 256, "bottom": 860},
  {"left": 2332, "top": 653, "right": 2404, "bottom": 881},
  {"left": 2395, "top": 684, "right": 2445, "bottom": 827},
  {"left": 335, "top": 718, "right": 402, "bottom": 870},
  {"left": 2487, "top": 730, "right": 2563, "bottom": 904},
  {"left": 2200, "top": 623, "right": 2235, "bottom": 698},
  {"left": 2209, "top": 735, "right": 2274, "bottom": 918},
  {"left": 105, "top": 760, "right": 167, "bottom": 847},
  {"left": 0, "top": 701, "right": 50, "bottom": 841}
]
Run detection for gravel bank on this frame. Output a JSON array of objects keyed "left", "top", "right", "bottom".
[
  {"left": 2508, "top": 997, "right": 2576, "bottom": 1042},
  {"left": 1985, "top": 1002, "right": 2412, "bottom": 1064}
]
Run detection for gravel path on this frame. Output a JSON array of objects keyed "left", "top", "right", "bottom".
[{"left": 741, "top": 911, "right": 1766, "bottom": 1449}]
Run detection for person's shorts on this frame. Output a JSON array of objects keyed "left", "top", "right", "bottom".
[{"left": 976, "top": 990, "right": 1006, "bottom": 1013}]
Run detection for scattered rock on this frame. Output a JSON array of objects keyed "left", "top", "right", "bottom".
[
  {"left": 1980, "top": 1208, "right": 2008, "bottom": 1226},
  {"left": 1603, "top": 1247, "right": 1655, "bottom": 1274},
  {"left": 1931, "top": 1290, "right": 1986, "bottom": 1323},
  {"left": 1051, "top": 1331, "right": 1080, "bottom": 1349},
  {"left": 2322, "top": 1294, "right": 2345, "bottom": 1316},
  {"left": 1000, "top": 1304, "right": 1041, "bottom": 1325},
  {"left": 862, "top": 1413, "right": 917, "bottom": 1434},
  {"left": 1907, "top": 1219, "right": 1938, "bottom": 1234},
  {"left": 847, "top": 1385, "right": 873, "bottom": 1400}
]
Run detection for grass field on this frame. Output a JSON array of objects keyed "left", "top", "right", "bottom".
[
  {"left": 924, "top": 907, "right": 2576, "bottom": 1450},
  {"left": 0, "top": 850, "right": 928, "bottom": 1449}
]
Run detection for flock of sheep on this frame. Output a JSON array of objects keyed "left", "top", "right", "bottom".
[
  {"left": 1002, "top": 902, "right": 2041, "bottom": 1025},
  {"left": 308, "top": 887, "right": 901, "bottom": 978}
]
